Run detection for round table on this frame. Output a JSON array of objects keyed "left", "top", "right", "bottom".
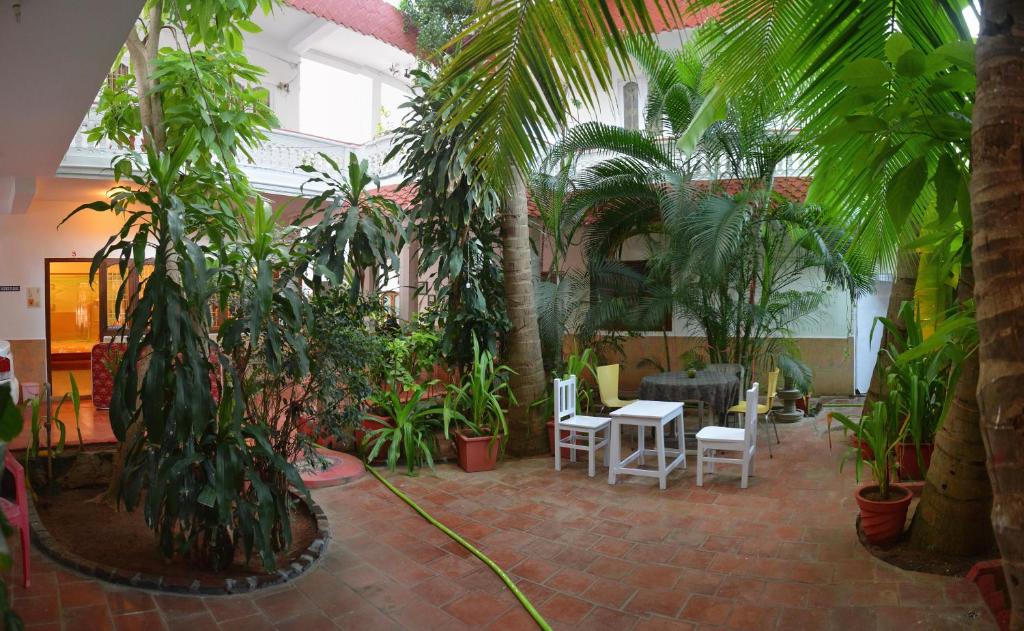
[{"left": 639, "top": 369, "right": 741, "bottom": 424}]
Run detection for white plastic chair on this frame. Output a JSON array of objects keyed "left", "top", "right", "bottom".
[
  {"left": 696, "top": 382, "right": 758, "bottom": 489},
  {"left": 554, "top": 376, "right": 611, "bottom": 477}
]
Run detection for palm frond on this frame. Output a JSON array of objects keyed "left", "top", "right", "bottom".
[{"left": 438, "top": 0, "right": 682, "bottom": 186}]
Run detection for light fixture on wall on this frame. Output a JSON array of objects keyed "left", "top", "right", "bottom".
[{"left": 12, "top": 1, "right": 21, "bottom": 22}]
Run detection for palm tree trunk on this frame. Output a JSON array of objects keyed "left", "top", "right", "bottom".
[
  {"left": 909, "top": 263, "right": 995, "bottom": 556},
  {"left": 862, "top": 251, "right": 918, "bottom": 412},
  {"left": 973, "top": 3, "right": 1024, "bottom": 625},
  {"left": 501, "top": 169, "right": 548, "bottom": 456}
]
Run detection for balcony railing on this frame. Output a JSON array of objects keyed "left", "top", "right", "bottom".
[
  {"left": 573, "top": 135, "right": 811, "bottom": 180},
  {"left": 244, "top": 128, "right": 401, "bottom": 180},
  {"left": 62, "top": 110, "right": 403, "bottom": 192}
]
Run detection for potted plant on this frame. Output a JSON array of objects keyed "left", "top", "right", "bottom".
[
  {"left": 832, "top": 400, "right": 912, "bottom": 545},
  {"left": 680, "top": 348, "right": 706, "bottom": 379},
  {"left": 362, "top": 384, "right": 446, "bottom": 475},
  {"left": 444, "top": 336, "right": 515, "bottom": 473},
  {"left": 875, "top": 302, "right": 964, "bottom": 481}
]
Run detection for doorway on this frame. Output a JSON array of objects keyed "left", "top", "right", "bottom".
[
  {"left": 854, "top": 277, "right": 893, "bottom": 395},
  {"left": 45, "top": 260, "right": 98, "bottom": 398}
]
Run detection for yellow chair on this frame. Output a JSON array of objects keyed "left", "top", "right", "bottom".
[
  {"left": 596, "top": 364, "right": 636, "bottom": 410},
  {"left": 728, "top": 368, "right": 780, "bottom": 454}
]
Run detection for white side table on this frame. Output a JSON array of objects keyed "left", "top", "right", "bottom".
[{"left": 608, "top": 400, "right": 686, "bottom": 490}]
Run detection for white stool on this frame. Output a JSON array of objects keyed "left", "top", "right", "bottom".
[{"left": 608, "top": 400, "right": 686, "bottom": 490}]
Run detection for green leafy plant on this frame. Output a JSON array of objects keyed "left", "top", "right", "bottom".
[
  {"left": 543, "top": 38, "right": 873, "bottom": 379},
  {"left": 387, "top": 69, "right": 510, "bottom": 369},
  {"left": 377, "top": 320, "right": 442, "bottom": 388},
  {"left": 874, "top": 301, "right": 972, "bottom": 470},
  {"left": 561, "top": 348, "right": 597, "bottom": 414},
  {"left": 444, "top": 336, "right": 517, "bottom": 447},
  {"left": 832, "top": 400, "right": 905, "bottom": 500},
  {"left": 398, "top": 0, "right": 473, "bottom": 57},
  {"left": 24, "top": 376, "right": 82, "bottom": 487},
  {"left": 297, "top": 153, "right": 406, "bottom": 302},
  {"left": 364, "top": 385, "right": 447, "bottom": 475},
  {"left": 301, "top": 290, "right": 387, "bottom": 450}
]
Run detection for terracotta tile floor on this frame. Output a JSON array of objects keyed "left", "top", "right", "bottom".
[{"left": 9, "top": 407, "right": 997, "bottom": 630}]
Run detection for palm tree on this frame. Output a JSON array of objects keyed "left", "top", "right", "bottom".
[
  {"left": 543, "top": 41, "right": 871, "bottom": 379},
  {"left": 436, "top": 0, "right": 685, "bottom": 455},
  {"left": 972, "top": 1, "right": 1024, "bottom": 624},
  {"left": 679, "top": 0, "right": 999, "bottom": 563}
]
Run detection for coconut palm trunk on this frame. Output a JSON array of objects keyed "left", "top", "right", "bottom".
[
  {"left": 501, "top": 169, "right": 548, "bottom": 456},
  {"left": 972, "top": 2, "right": 1024, "bottom": 625},
  {"left": 909, "top": 263, "right": 995, "bottom": 555},
  {"left": 862, "top": 252, "right": 918, "bottom": 411}
]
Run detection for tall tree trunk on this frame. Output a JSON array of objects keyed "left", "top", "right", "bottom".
[
  {"left": 501, "top": 170, "right": 548, "bottom": 456},
  {"left": 909, "top": 262, "right": 995, "bottom": 555},
  {"left": 98, "top": 4, "right": 164, "bottom": 507},
  {"left": 862, "top": 251, "right": 918, "bottom": 412},
  {"left": 973, "top": 3, "right": 1024, "bottom": 626}
]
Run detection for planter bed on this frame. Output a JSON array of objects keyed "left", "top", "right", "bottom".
[{"left": 25, "top": 448, "right": 330, "bottom": 595}]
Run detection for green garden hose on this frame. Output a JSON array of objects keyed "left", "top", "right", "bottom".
[{"left": 364, "top": 465, "right": 552, "bottom": 631}]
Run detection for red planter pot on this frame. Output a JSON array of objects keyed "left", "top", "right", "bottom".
[
  {"left": 855, "top": 484, "right": 912, "bottom": 545},
  {"left": 547, "top": 420, "right": 571, "bottom": 459},
  {"left": 454, "top": 431, "right": 502, "bottom": 472},
  {"left": 849, "top": 435, "right": 875, "bottom": 462},
  {"left": 896, "top": 442, "right": 934, "bottom": 481}
]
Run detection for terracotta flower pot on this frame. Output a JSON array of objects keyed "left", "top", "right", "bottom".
[
  {"left": 849, "top": 435, "right": 875, "bottom": 461},
  {"left": 547, "top": 420, "right": 572, "bottom": 459},
  {"left": 434, "top": 430, "right": 456, "bottom": 462},
  {"left": 454, "top": 431, "right": 502, "bottom": 472},
  {"left": 855, "top": 484, "right": 912, "bottom": 545},
  {"left": 896, "top": 442, "right": 934, "bottom": 481}
]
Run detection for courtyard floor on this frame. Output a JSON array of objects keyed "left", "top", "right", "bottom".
[{"left": 9, "top": 404, "right": 996, "bottom": 630}]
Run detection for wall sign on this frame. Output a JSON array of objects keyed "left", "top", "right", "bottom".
[{"left": 0, "top": 285, "right": 20, "bottom": 292}]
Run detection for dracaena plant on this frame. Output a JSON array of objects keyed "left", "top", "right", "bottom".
[
  {"left": 71, "top": 131, "right": 407, "bottom": 570},
  {"left": 296, "top": 153, "right": 406, "bottom": 302},
  {"left": 67, "top": 141, "right": 305, "bottom": 571}
]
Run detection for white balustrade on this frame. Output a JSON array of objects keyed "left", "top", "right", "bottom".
[{"left": 64, "top": 109, "right": 403, "bottom": 188}]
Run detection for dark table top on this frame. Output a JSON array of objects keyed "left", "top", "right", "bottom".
[{"left": 639, "top": 369, "right": 741, "bottom": 422}]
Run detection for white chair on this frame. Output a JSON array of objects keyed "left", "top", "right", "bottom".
[
  {"left": 554, "top": 376, "right": 611, "bottom": 477},
  {"left": 696, "top": 383, "right": 758, "bottom": 489}
]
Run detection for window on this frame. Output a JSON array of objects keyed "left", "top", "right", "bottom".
[
  {"left": 99, "top": 260, "right": 147, "bottom": 337},
  {"left": 99, "top": 260, "right": 226, "bottom": 336},
  {"left": 106, "top": 63, "right": 130, "bottom": 90},
  {"left": 623, "top": 81, "right": 640, "bottom": 130}
]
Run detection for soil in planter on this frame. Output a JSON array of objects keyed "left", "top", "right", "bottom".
[
  {"left": 36, "top": 486, "right": 318, "bottom": 585},
  {"left": 856, "top": 511, "right": 990, "bottom": 577},
  {"left": 859, "top": 486, "right": 906, "bottom": 502}
]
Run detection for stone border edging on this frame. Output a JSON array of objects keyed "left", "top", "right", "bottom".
[{"left": 29, "top": 491, "right": 331, "bottom": 596}]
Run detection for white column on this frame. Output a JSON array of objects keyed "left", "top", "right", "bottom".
[
  {"left": 398, "top": 242, "right": 419, "bottom": 322},
  {"left": 370, "top": 75, "right": 382, "bottom": 138}
]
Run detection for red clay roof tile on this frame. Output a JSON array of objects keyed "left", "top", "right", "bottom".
[{"left": 285, "top": 0, "right": 418, "bottom": 54}]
